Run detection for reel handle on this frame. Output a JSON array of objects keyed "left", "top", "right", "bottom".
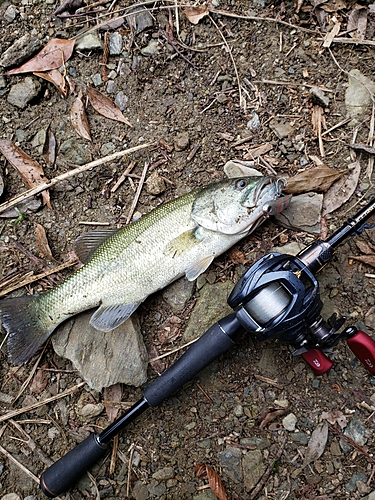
[
  {"left": 346, "top": 328, "right": 375, "bottom": 374},
  {"left": 300, "top": 349, "right": 333, "bottom": 376}
]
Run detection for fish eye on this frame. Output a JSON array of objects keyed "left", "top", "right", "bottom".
[{"left": 235, "top": 179, "right": 248, "bottom": 190}]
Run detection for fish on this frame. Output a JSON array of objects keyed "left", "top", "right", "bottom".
[{"left": 0, "top": 175, "right": 288, "bottom": 365}]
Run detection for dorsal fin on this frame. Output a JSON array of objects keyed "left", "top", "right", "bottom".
[{"left": 73, "top": 229, "right": 119, "bottom": 263}]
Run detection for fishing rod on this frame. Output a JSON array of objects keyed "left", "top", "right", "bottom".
[{"left": 40, "top": 198, "right": 375, "bottom": 498}]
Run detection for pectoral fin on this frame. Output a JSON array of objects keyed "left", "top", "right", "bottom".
[
  {"left": 164, "top": 228, "right": 202, "bottom": 258},
  {"left": 89, "top": 302, "right": 141, "bottom": 332},
  {"left": 185, "top": 255, "right": 214, "bottom": 281},
  {"left": 74, "top": 229, "right": 119, "bottom": 263}
]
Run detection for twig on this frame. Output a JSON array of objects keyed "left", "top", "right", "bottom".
[
  {"left": 149, "top": 337, "right": 199, "bottom": 362},
  {"left": 0, "top": 143, "right": 153, "bottom": 215},
  {"left": 0, "top": 442, "right": 40, "bottom": 483},
  {"left": 249, "top": 434, "right": 287, "bottom": 499},
  {"left": 11, "top": 348, "right": 46, "bottom": 405},
  {"left": 209, "top": 15, "right": 244, "bottom": 110},
  {"left": 321, "top": 117, "right": 351, "bottom": 137},
  {"left": 126, "top": 162, "right": 149, "bottom": 224},
  {"left": 10, "top": 419, "right": 53, "bottom": 466},
  {"left": 254, "top": 374, "right": 283, "bottom": 389},
  {"left": 0, "top": 258, "right": 78, "bottom": 297},
  {"left": 0, "top": 382, "right": 86, "bottom": 422},
  {"left": 110, "top": 434, "right": 119, "bottom": 475},
  {"left": 126, "top": 443, "right": 135, "bottom": 498},
  {"left": 111, "top": 160, "right": 136, "bottom": 193}
]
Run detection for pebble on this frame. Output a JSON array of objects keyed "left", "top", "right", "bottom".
[
  {"left": 109, "top": 32, "right": 123, "bottom": 55},
  {"left": 247, "top": 112, "right": 261, "bottom": 130},
  {"left": 243, "top": 450, "right": 266, "bottom": 490},
  {"left": 115, "top": 91, "right": 129, "bottom": 111},
  {"left": 218, "top": 446, "right": 242, "bottom": 483},
  {"left": 7, "top": 76, "right": 42, "bottom": 109},
  {"left": 162, "top": 277, "right": 194, "bottom": 311},
  {"left": 146, "top": 171, "right": 166, "bottom": 195},
  {"left": 0, "top": 34, "right": 40, "bottom": 68},
  {"left": 282, "top": 413, "right": 297, "bottom": 431},
  {"left": 0, "top": 495, "right": 21, "bottom": 500},
  {"left": 78, "top": 403, "right": 105, "bottom": 419},
  {"left": 91, "top": 73, "right": 102, "bottom": 87},
  {"left": 59, "top": 138, "right": 91, "bottom": 166},
  {"left": 152, "top": 467, "right": 175, "bottom": 481},
  {"left": 269, "top": 117, "right": 294, "bottom": 139},
  {"left": 174, "top": 132, "right": 190, "bottom": 151},
  {"left": 132, "top": 481, "right": 149, "bottom": 500},
  {"left": 141, "top": 40, "right": 160, "bottom": 56},
  {"left": 127, "top": 5, "right": 154, "bottom": 34},
  {"left": 4, "top": 5, "right": 19, "bottom": 23},
  {"left": 75, "top": 32, "right": 103, "bottom": 51},
  {"left": 106, "top": 80, "right": 115, "bottom": 94},
  {"left": 310, "top": 86, "right": 330, "bottom": 107},
  {"left": 100, "top": 142, "right": 116, "bottom": 156}
]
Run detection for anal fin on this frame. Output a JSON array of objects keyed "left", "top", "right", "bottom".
[{"left": 89, "top": 302, "right": 141, "bottom": 332}]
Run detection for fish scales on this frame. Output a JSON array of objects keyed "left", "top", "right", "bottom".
[{"left": 0, "top": 176, "right": 288, "bottom": 364}]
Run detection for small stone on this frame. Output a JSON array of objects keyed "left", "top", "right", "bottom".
[
  {"left": 146, "top": 171, "right": 166, "bottom": 195},
  {"left": 109, "top": 32, "right": 123, "bottom": 55},
  {"left": 106, "top": 80, "right": 115, "bottom": 94},
  {"left": 59, "top": 138, "right": 91, "bottom": 166},
  {"left": 0, "top": 34, "right": 40, "bottom": 69},
  {"left": 234, "top": 404, "right": 243, "bottom": 416},
  {"left": 242, "top": 450, "right": 265, "bottom": 490},
  {"left": 310, "top": 86, "right": 330, "bottom": 107},
  {"left": 269, "top": 117, "right": 294, "bottom": 139},
  {"left": 4, "top": 5, "right": 19, "bottom": 23},
  {"left": 75, "top": 32, "right": 103, "bottom": 51},
  {"left": 247, "top": 112, "right": 261, "bottom": 130},
  {"left": 115, "top": 91, "right": 129, "bottom": 111},
  {"left": 91, "top": 73, "right": 102, "bottom": 87},
  {"left": 100, "top": 142, "right": 116, "bottom": 156},
  {"left": 218, "top": 446, "right": 242, "bottom": 483},
  {"left": 132, "top": 481, "right": 149, "bottom": 500},
  {"left": 162, "top": 277, "right": 194, "bottom": 312},
  {"left": 174, "top": 132, "right": 190, "bottom": 151},
  {"left": 274, "top": 192, "right": 323, "bottom": 235},
  {"left": 78, "top": 403, "right": 105, "bottom": 419},
  {"left": 127, "top": 5, "right": 154, "bottom": 34},
  {"left": 7, "top": 76, "right": 42, "bottom": 109},
  {"left": 141, "top": 39, "right": 160, "bottom": 56},
  {"left": 152, "top": 467, "right": 175, "bottom": 481},
  {"left": 1, "top": 495, "right": 21, "bottom": 500},
  {"left": 282, "top": 413, "right": 297, "bottom": 431}
]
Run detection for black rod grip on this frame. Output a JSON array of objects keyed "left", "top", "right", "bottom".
[
  {"left": 40, "top": 433, "right": 107, "bottom": 498},
  {"left": 144, "top": 314, "right": 242, "bottom": 407}
]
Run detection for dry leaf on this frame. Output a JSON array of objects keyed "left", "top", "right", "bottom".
[
  {"left": 322, "top": 161, "right": 360, "bottom": 215},
  {"left": 71, "top": 94, "right": 92, "bottom": 141},
  {"left": 303, "top": 421, "right": 328, "bottom": 467},
  {"left": 350, "top": 254, "right": 375, "bottom": 267},
  {"left": 356, "top": 240, "right": 375, "bottom": 255},
  {"left": 147, "top": 344, "right": 166, "bottom": 375},
  {"left": 0, "top": 140, "right": 51, "bottom": 208},
  {"left": 103, "top": 384, "right": 123, "bottom": 423},
  {"left": 321, "top": 409, "right": 347, "bottom": 429},
  {"left": 284, "top": 165, "right": 342, "bottom": 195},
  {"left": 257, "top": 407, "right": 288, "bottom": 429},
  {"left": 7, "top": 38, "right": 75, "bottom": 75},
  {"left": 196, "top": 463, "right": 228, "bottom": 500},
  {"left": 349, "top": 143, "right": 375, "bottom": 155},
  {"left": 184, "top": 5, "right": 209, "bottom": 24},
  {"left": 35, "top": 223, "right": 54, "bottom": 261},
  {"left": 29, "top": 363, "right": 49, "bottom": 394},
  {"left": 34, "top": 68, "right": 68, "bottom": 97},
  {"left": 42, "top": 127, "right": 56, "bottom": 168},
  {"left": 228, "top": 247, "right": 247, "bottom": 264},
  {"left": 347, "top": 4, "right": 367, "bottom": 41},
  {"left": 87, "top": 87, "right": 132, "bottom": 127}
]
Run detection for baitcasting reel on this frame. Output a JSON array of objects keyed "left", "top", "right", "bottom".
[{"left": 40, "top": 198, "right": 375, "bottom": 497}]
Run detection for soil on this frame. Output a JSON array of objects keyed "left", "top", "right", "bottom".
[{"left": 1, "top": 1, "right": 375, "bottom": 499}]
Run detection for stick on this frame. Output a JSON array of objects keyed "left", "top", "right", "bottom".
[
  {"left": 0, "top": 143, "right": 153, "bottom": 215},
  {"left": 126, "top": 162, "right": 149, "bottom": 224},
  {"left": 0, "top": 382, "right": 86, "bottom": 422},
  {"left": 0, "top": 442, "right": 40, "bottom": 484}
]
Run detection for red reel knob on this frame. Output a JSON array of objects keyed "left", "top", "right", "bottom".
[
  {"left": 347, "top": 330, "right": 375, "bottom": 374},
  {"left": 301, "top": 349, "right": 333, "bottom": 376}
]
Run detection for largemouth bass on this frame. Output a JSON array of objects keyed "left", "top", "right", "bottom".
[{"left": 0, "top": 176, "right": 288, "bottom": 364}]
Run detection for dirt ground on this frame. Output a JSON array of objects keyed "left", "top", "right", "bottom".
[{"left": 1, "top": 0, "right": 375, "bottom": 499}]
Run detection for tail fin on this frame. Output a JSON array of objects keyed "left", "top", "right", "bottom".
[{"left": 0, "top": 295, "right": 53, "bottom": 365}]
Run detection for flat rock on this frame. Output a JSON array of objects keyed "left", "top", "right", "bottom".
[
  {"left": 183, "top": 281, "right": 234, "bottom": 342},
  {"left": 0, "top": 34, "right": 40, "bottom": 68},
  {"left": 52, "top": 311, "right": 148, "bottom": 391},
  {"left": 274, "top": 192, "right": 323, "bottom": 234},
  {"left": 127, "top": 5, "right": 154, "bottom": 34},
  {"left": 345, "top": 69, "right": 375, "bottom": 123},
  {"left": 218, "top": 446, "right": 242, "bottom": 483},
  {"left": 242, "top": 450, "right": 265, "bottom": 490},
  {"left": 59, "top": 138, "right": 91, "bottom": 165},
  {"left": 269, "top": 117, "right": 294, "bottom": 139},
  {"left": 7, "top": 76, "right": 42, "bottom": 109},
  {"left": 75, "top": 32, "right": 103, "bottom": 51}
]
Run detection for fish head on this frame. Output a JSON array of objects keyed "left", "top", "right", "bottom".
[{"left": 192, "top": 176, "right": 287, "bottom": 235}]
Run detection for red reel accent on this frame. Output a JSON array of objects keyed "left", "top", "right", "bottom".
[
  {"left": 347, "top": 330, "right": 375, "bottom": 374},
  {"left": 301, "top": 349, "right": 333, "bottom": 376}
]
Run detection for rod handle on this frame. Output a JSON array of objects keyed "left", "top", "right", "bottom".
[{"left": 40, "top": 433, "right": 107, "bottom": 497}]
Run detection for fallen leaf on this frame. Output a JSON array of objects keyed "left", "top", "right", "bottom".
[
  {"left": 42, "top": 127, "right": 56, "bottom": 168},
  {"left": 103, "top": 383, "right": 123, "bottom": 423},
  {"left": 147, "top": 344, "right": 166, "bottom": 375},
  {"left": 257, "top": 407, "right": 288, "bottom": 429},
  {"left": 350, "top": 254, "right": 375, "bottom": 267},
  {"left": 7, "top": 38, "right": 75, "bottom": 75},
  {"left": 347, "top": 4, "right": 367, "bottom": 41},
  {"left": 356, "top": 240, "right": 375, "bottom": 255},
  {"left": 322, "top": 160, "right": 360, "bottom": 215},
  {"left": 0, "top": 140, "right": 51, "bottom": 208},
  {"left": 228, "top": 247, "right": 247, "bottom": 264},
  {"left": 87, "top": 87, "right": 132, "bottom": 127},
  {"left": 71, "top": 94, "right": 92, "bottom": 141},
  {"left": 303, "top": 421, "right": 328, "bottom": 467},
  {"left": 184, "top": 5, "right": 209, "bottom": 24},
  {"left": 34, "top": 68, "right": 68, "bottom": 97},
  {"left": 349, "top": 143, "right": 375, "bottom": 155},
  {"left": 284, "top": 165, "right": 342, "bottom": 194},
  {"left": 53, "top": 0, "right": 85, "bottom": 16},
  {"left": 35, "top": 223, "right": 54, "bottom": 261},
  {"left": 243, "top": 143, "right": 273, "bottom": 160},
  {"left": 196, "top": 463, "right": 228, "bottom": 500},
  {"left": 29, "top": 363, "right": 49, "bottom": 394},
  {"left": 321, "top": 410, "right": 347, "bottom": 429}
]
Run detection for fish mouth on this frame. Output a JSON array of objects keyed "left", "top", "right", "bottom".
[{"left": 244, "top": 176, "right": 284, "bottom": 208}]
